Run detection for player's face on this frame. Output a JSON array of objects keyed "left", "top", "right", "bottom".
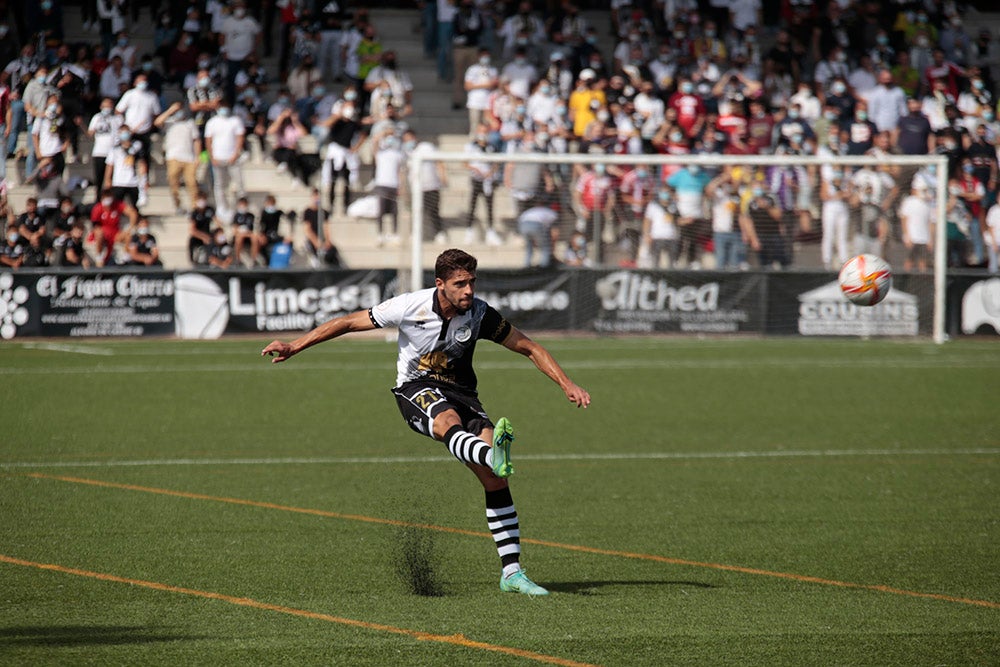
[{"left": 437, "top": 269, "right": 476, "bottom": 313}]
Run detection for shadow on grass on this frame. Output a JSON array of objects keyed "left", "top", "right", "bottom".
[
  {"left": 544, "top": 580, "right": 717, "bottom": 595},
  {"left": 0, "top": 625, "right": 201, "bottom": 647}
]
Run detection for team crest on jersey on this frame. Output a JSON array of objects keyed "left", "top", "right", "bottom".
[{"left": 455, "top": 325, "right": 472, "bottom": 342}]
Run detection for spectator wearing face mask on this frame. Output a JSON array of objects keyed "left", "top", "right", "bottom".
[
  {"left": 204, "top": 99, "right": 247, "bottom": 217},
  {"left": 187, "top": 67, "right": 224, "bottom": 140},
  {"left": 364, "top": 51, "right": 414, "bottom": 118},
  {"left": 321, "top": 99, "right": 366, "bottom": 215},
  {"left": 115, "top": 73, "right": 160, "bottom": 193},
  {"left": 155, "top": 102, "right": 201, "bottom": 215},
  {"left": 31, "top": 94, "right": 69, "bottom": 180},
  {"left": 91, "top": 188, "right": 138, "bottom": 266},
  {"left": 464, "top": 48, "right": 498, "bottom": 137},
  {"left": 125, "top": 218, "right": 162, "bottom": 267},
  {"left": 87, "top": 98, "right": 123, "bottom": 200},
  {"left": 103, "top": 124, "right": 148, "bottom": 208},
  {"left": 219, "top": 0, "right": 261, "bottom": 100}
]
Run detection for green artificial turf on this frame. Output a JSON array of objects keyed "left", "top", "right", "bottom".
[{"left": 1, "top": 337, "right": 998, "bottom": 666}]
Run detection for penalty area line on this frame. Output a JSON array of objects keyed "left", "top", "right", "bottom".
[
  {"left": 0, "top": 554, "right": 597, "bottom": 667},
  {"left": 24, "top": 473, "right": 1000, "bottom": 612},
  {"left": 3, "top": 448, "right": 999, "bottom": 469}
]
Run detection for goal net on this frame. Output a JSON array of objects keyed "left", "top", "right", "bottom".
[{"left": 405, "top": 149, "right": 949, "bottom": 342}]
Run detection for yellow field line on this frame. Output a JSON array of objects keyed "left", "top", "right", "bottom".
[
  {"left": 0, "top": 554, "right": 597, "bottom": 667},
  {"left": 27, "top": 473, "right": 1000, "bottom": 611}
]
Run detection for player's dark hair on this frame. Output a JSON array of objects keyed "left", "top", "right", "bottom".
[{"left": 435, "top": 249, "right": 477, "bottom": 280}]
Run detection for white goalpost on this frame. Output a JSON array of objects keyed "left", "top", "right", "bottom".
[{"left": 407, "top": 150, "right": 950, "bottom": 343}]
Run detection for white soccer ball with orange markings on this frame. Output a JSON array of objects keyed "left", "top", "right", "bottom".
[{"left": 838, "top": 254, "right": 893, "bottom": 306}]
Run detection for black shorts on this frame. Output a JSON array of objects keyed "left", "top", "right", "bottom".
[{"left": 392, "top": 382, "right": 492, "bottom": 439}]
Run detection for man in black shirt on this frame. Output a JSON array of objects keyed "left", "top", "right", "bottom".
[
  {"left": 189, "top": 190, "right": 217, "bottom": 264},
  {"left": 896, "top": 97, "right": 933, "bottom": 155},
  {"left": 743, "top": 185, "right": 790, "bottom": 269},
  {"left": 126, "top": 219, "right": 162, "bottom": 267}
]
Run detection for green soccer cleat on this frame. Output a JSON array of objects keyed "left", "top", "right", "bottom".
[
  {"left": 500, "top": 569, "right": 549, "bottom": 596},
  {"left": 491, "top": 417, "right": 515, "bottom": 478}
]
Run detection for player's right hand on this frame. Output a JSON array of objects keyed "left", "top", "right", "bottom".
[{"left": 262, "top": 341, "right": 294, "bottom": 363}]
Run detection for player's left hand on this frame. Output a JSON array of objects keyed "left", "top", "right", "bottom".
[
  {"left": 261, "top": 341, "right": 294, "bottom": 363},
  {"left": 564, "top": 383, "right": 591, "bottom": 409}
]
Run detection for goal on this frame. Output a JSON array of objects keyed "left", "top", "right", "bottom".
[{"left": 405, "top": 149, "right": 949, "bottom": 342}]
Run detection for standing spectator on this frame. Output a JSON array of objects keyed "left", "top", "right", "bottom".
[
  {"left": 90, "top": 188, "right": 138, "bottom": 265},
  {"left": 464, "top": 48, "right": 497, "bottom": 136},
  {"left": 30, "top": 95, "right": 68, "bottom": 180},
  {"left": 267, "top": 108, "right": 310, "bottom": 187},
  {"left": 87, "top": 98, "right": 121, "bottom": 201},
  {"left": 954, "top": 159, "right": 987, "bottom": 266},
  {"left": 924, "top": 48, "right": 965, "bottom": 100},
  {"left": 317, "top": 0, "right": 348, "bottom": 83},
  {"left": 820, "top": 168, "right": 851, "bottom": 270},
  {"left": 572, "top": 163, "right": 615, "bottom": 262},
  {"left": 501, "top": 47, "right": 538, "bottom": 102},
  {"left": 641, "top": 187, "right": 680, "bottom": 269},
  {"left": 125, "top": 218, "right": 162, "bottom": 267},
  {"left": 108, "top": 32, "right": 137, "bottom": 70},
  {"left": 321, "top": 101, "right": 366, "bottom": 215},
  {"left": 372, "top": 135, "right": 404, "bottom": 245},
  {"left": 503, "top": 130, "right": 553, "bottom": 226},
  {"left": 219, "top": 0, "right": 261, "bottom": 100},
  {"left": 451, "top": 0, "right": 482, "bottom": 110},
  {"left": 667, "top": 164, "right": 711, "bottom": 268},
  {"left": 568, "top": 69, "right": 603, "bottom": 138},
  {"left": 114, "top": 73, "right": 160, "bottom": 202},
  {"left": 103, "top": 125, "right": 146, "bottom": 208},
  {"left": 156, "top": 102, "right": 201, "bottom": 215},
  {"left": 516, "top": 202, "right": 557, "bottom": 268},
  {"left": 896, "top": 96, "right": 934, "bottom": 155},
  {"left": 843, "top": 102, "right": 878, "bottom": 156},
  {"left": 499, "top": 2, "right": 545, "bottom": 61},
  {"left": 706, "top": 169, "right": 745, "bottom": 270},
  {"left": 851, "top": 164, "right": 895, "bottom": 257},
  {"left": 187, "top": 68, "right": 224, "bottom": 140},
  {"left": 22, "top": 65, "right": 54, "bottom": 180},
  {"left": 204, "top": 102, "right": 246, "bottom": 217},
  {"left": 742, "top": 183, "right": 789, "bottom": 269},
  {"left": 848, "top": 54, "right": 879, "bottom": 98},
  {"left": 899, "top": 180, "right": 934, "bottom": 271},
  {"left": 866, "top": 69, "right": 907, "bottom": 133},
  {"left": 463, "top": 124, "right": 498, "bottom": 243},
  {"left": 403, "top": 129, "right": 449, "bottom": 244},
  {"left": 668, "top": 78, "right": 706, "bottom": 139},
  {"left": 97, "top": 57, "right": 129, "bottom": 102},
  {"left": 364, "top": 51, "right": 414, "bottom": 117},
  {"left": 435, "top": 0, "right": 458, "bottom": 83},
  {"left": 986, "top": 199, "right": 1000, "bottom": 273},
  {"left": 745, "top": 99, "right": 774, "bottom": 154}
]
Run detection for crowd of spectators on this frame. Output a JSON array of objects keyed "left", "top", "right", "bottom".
[
  {"left": 432, "top": 0, "right": 1000, "bottom": 270},
  {"left": 0, "top": 0, "right": 999, "bottom": 272}
]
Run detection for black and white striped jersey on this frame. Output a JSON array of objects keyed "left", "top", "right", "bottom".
[{"left": 369, "top": 287, "right": 511, "bottom": 392}]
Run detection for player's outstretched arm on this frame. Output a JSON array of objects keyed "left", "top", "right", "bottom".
[
  {"left": 502, "top": 327, "right": 591, "bottom": 408},
  {"left": 262, "top": 310, "right": 376, "bottom": 363}
]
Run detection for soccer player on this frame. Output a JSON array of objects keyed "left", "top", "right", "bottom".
[{"left": 262, "top": 249, "right": 591, "bottom": 596}]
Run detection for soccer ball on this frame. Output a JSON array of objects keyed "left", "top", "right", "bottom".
[{"left": 838, "top": 254, "right": 893, "bottom": 306}]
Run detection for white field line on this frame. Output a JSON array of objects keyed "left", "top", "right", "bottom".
[
  {"left": 19, "top": 342, "right": 116, "bottom": 356},
  {"left": 2, "top": 448, "right": 998, "bottom": 470},
  {"left": 2, "top": 357, "right": 998, "bottom": 376}
]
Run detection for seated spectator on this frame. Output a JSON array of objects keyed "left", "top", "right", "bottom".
[
  {"left": 188, "top": 192, "right": 218, "bottom": 265},
  {"left": 231, "top": 196, "right": 258, "bottom": 267},
  {"left": 54, "top": 223, "right": 93, "bottom": 268},
  {"left": 0, "top": 222, "right": 26, "bottom": 268},
  {"left": 254, "top": 194, "right": 291, "bottom": 264},
  {"left": 15, "top": 197, "right": 50, "bottom": 267},
  {"left": 90, "top": 188, "right": 138, "bottom": 266},
  {"left": 125, "top": 218, "right": 162, "bottom": 267},
  {"left": 207, "top": 226, "right": 234, "bottom": 269},
  {"left": 302, "top": 188, "right": 341, "bottom": 267}
]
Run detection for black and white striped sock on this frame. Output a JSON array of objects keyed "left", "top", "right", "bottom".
[
  {"left": 444, "top": 425, "right": 492, "bottom": 467},
  {"left": 485, "top": 487, "right": 521, "bottom": 574}
]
